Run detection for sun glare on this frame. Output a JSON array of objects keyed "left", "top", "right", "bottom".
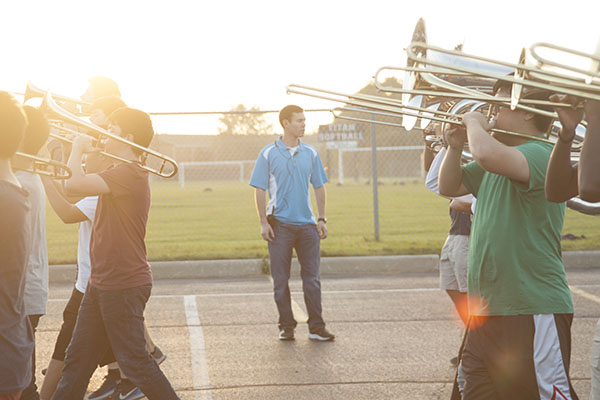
[{"left": 3, "top": 0, "right": 598, "bottom": 135}]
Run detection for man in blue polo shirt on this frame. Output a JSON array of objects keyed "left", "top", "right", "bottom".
[{"left": 250, "top": 104, "right": 334, "bottom": 342}]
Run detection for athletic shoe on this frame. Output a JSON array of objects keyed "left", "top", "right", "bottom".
[
  {"left": 117, "top": 379, "right": 145, "bottom": 400},
  {"left": 279, "top": 328, "right": 295, "bottom": 341},
  {"left": 308, "top": 328, "right": 335, "bottom": 341},
  {"left": 88, "top": 370, "right": 120, "bottom": 400},
  {"left": 150, "top": 345, "right": 167, "bottom": 365}
]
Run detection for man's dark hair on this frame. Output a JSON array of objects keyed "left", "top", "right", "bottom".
[
  {"left": 0, "top": 91, "right": 27, "bottom": 159},
  {"left": 493, "top": 80, "right": 553, "bottom": 133},
  {"left": 21, "top": 106, "right": 49, "bottom": 156},
  {"left": 110, "top": 107, "right": 154, "bottom": 153},
  {"left": 88, "top": 76, "right": 121, "bottom": 99},
  {"left": 91, "top": 95, "right": 127, "bottom": 117},
  {"left": 279, "top": 105, "right": 304, "bottom": 128}
]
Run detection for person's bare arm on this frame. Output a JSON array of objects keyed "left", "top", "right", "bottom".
[
  {"left": 579, "top": 100, "right": 600, "bottom": 201},
  {"left": 449, "top": 198, "right": 472, "bottom": 213},
  {"left": 462, "top": 112, "right": 530, "bottom": 184},
  {"left": 41, "top": 176, "right": 88, "bottom": 224},
  {"left": 254, "top": 187, "right": 274, "bottom": 241},
  {"left": 545, "top": 94, "right": 582, "bottom": 201},
  {"left": 423, "top": 142, "right": 435, "bottom": 173},
  {"left": 314, "top": 185, "right": 328, "bottom": 239},
  {"left": 64, "top": 136, "right": 110, "bottom": 197},
  {"left": 545, "top": 141, "right": 578, "bottom": 202},
  {"left": 438, "top": 125, "right": 470, "bottom": 197}
]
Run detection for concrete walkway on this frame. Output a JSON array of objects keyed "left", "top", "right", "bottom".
[{"left": 49, "top": 250, "right": 600, "bottom": 283}]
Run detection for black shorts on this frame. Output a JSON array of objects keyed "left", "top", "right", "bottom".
[
  {"left": 51, "top": 288, "right": 84, "bottom": 361},
  {"left": 459, "top": 314, "right": 578, "bottom": 400}
]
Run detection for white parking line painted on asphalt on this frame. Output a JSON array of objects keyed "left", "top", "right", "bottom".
[
  {"left": 184, "top": 295, "right": 213, "bottom": 400},
  {"left": 570, "top": 286, "right": 600, "bottom": 304}
]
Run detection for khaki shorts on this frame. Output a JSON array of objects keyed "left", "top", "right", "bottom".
[{"left": 439, "top": 234, "right": 469, "bottom": 292}]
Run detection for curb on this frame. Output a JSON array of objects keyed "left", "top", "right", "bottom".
[{"left": 48, "top": 251, "right": 600, "bottom": 284}]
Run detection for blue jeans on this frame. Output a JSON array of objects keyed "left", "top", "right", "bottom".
[
  {"left": 268, "top": 219, "right": 325, "bottom": 332},
  {"left": 51, "top": 284, "right": 179, "bottom": 400}
]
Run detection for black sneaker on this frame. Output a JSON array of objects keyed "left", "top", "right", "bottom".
[
  {"left": 116, "top": 379, "right": 145, "bottom": 400},
  {"left": 279, "top": 328, "right": 295, "bottom": 340},
  {"left": 88, "top": 369, "right": 120, "bottom": 400},
  {"left": 308, "top": 328, "right": 335, "bottom": 341},
  {"left": 150, "top": 346, "right": 167, "bottom": 365}
]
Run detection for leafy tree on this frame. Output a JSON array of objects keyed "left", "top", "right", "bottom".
[{"left": 218, "top": 104, "right": 273, "bottom": 135}]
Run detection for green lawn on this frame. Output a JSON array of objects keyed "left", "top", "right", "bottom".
[{"left": 46, "top": 180, "right": 600, "bottom": 264}]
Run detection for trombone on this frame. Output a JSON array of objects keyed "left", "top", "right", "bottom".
[
  {"left": 405, "top": 42, "right": 600, "bottom": 108},
  {"left": 330, "top": 107, "right": 404, "bottom": 128},
  {"left": 13, "top": 152, "right": 72, "bottom": 179},
  {"left": 41, "top": 93, "right": 179, "bottom": 179},
  {"left": 286, "top": 84, "right": 562, "bottom": 145},
  {"left": 373, "top": 65, "right": 573, "bottom": 116},
  {"left": 529, "top": 41, "right": 600, "bottom": 85},
  {"left": 24, "top": 82, "right": 90, "bottom": 115},
  {"left": 47, "top": 127, "right": 141, "bottom": 169},
  {"left": 374, "top": 17, "right": 581, "bottom": 115}
]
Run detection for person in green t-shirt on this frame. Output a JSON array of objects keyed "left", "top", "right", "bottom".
[
  {"left": 439, "top": 81, "right": 578, "bottom": 400},
  {"left": 546, "top": 95, "right": 600, "bottom": 400}
]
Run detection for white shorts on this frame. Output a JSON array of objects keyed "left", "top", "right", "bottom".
[{"left": 439, "top": 234, "right": 469, "bottom": 292}]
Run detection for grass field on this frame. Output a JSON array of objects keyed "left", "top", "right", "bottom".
[{"left": 46, "top": 180, "right": 600, "bottom": 264}]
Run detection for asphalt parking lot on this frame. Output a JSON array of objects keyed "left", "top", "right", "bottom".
[{"left": 37, "top": 268, "right": 598, "bottom": 399}]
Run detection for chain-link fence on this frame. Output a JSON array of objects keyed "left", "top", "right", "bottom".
[
  {"left": 46, "top": 108, "right": 600, "bottom": 265},
  {"left": 47, "top": 110, "right": 456, "bottom": 265},
  {"left": 152, "top": 116, "right": 426, "bottom": 186}
]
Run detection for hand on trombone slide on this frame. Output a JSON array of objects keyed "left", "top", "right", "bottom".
[
  {"left": 71, "top": 135, "right": 98, "bottom": 154},
  {"left": 550, "top": 94, "right": 584, "bottom": 143},
  {"left": 461, "top": 111, "right": 495, "bottom": 132},
  {"left": 442, "top": 111, "right": 497, "bottom": 149},
  {"left": 442, "top": 118, "right": 467, "bottom": 149}
]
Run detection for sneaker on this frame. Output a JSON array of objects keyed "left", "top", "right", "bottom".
[
  {"left": 279, "top": 328, "right": 295, "bottom": 341},
  {"left": 150, "top": 346, "right": 167, "bottom": 365},
  {"left": 116, "top": 379, "right": 145, "bottom": 400},
  {"left": 89, "top": 370, "right": 120, "bottom": 400},
  {"left": 308, "top": 328, "right": 335, "bottom": 341}
]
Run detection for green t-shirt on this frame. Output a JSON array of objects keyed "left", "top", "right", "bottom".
[{"left": 461, "top": 140, "right": 573, "bottom": 316}]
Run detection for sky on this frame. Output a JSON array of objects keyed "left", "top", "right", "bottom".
[{"left": 2, "top": 0, "right": 599, "bottom": 135}]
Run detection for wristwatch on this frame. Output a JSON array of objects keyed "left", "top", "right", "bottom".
[{"left": 318, "top": 217, "right": 327, "bottom": 223}]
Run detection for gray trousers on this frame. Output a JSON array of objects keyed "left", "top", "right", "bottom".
[{"left": 268, "top": 219, "right": 325, "bottom": 332}]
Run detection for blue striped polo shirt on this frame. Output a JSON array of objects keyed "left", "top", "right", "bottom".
[{"left": 250, "top": 137, "right": 328, "bottom": 225}]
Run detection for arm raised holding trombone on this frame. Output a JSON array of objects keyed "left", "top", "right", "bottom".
[{"left": 546, "top": 96, "right": 600, "bottom": 203}]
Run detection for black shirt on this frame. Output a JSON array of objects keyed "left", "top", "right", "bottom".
[{"left": 449, "top": 208, "right": 472, "bottom": 236}]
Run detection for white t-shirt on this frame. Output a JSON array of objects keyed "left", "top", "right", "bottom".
[
  {"left": 425, "top": 147, "right": 475, "bottom": 206},
  {"left": 75, "top": 196, "right": 98, "bottom": 293},
  {"left": 15, "top": 171, "right": 48, "bottom": 316}
]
